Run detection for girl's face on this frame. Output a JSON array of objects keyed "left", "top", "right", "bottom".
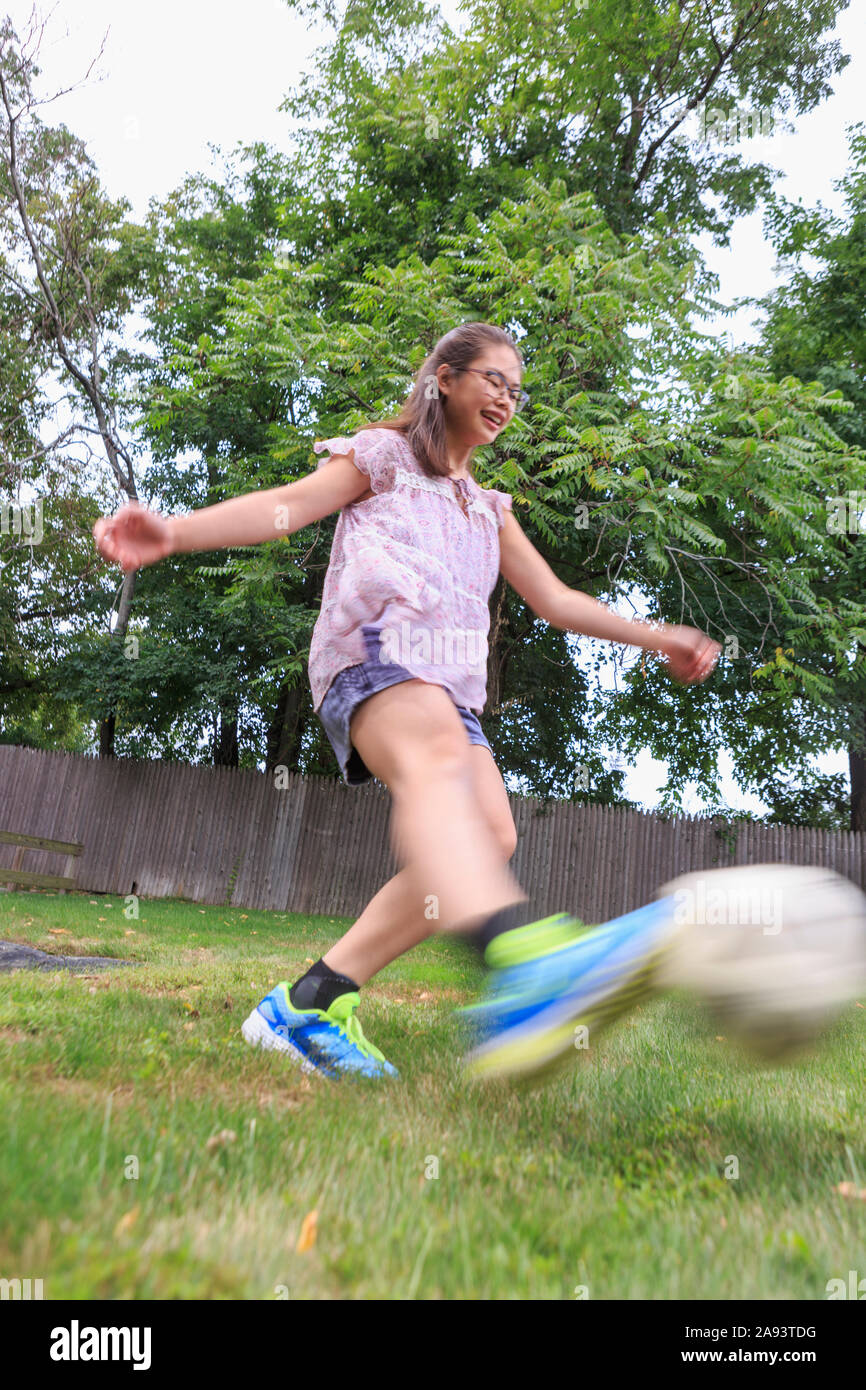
[{"left": 438, "top": 348, "right": 523, "bottom": 445}]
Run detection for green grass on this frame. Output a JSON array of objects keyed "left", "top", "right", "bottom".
[{"left": 1, "top": 888, "right": 865, "bottom": 1299}]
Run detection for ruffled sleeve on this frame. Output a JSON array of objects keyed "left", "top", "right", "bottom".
[
  {"left": 312, "top": 428, "right": 397, "bottom": 494},
  {"left": 484, "top": 487, "right": 513, "bottom": 531}
]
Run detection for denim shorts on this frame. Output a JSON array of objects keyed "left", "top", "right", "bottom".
[{"left": 318, "top": 624, "right": 493, "bottom": 786}]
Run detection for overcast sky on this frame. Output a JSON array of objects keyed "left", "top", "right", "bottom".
[{"left": 5, "top": 0, "right": 863, "bottom": 809}]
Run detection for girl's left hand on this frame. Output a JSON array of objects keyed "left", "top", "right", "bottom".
[{"left": 658, "top": 625, "right": 721, "bottom": 684}]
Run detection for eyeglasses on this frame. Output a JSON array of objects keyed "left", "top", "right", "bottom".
[{"left": 457, "top": 367, "right": 530, "bottom": 413}]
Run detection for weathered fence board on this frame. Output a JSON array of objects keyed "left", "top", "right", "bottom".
[{"left": 1, "top": 744, "right": 864, "bottom": 923}]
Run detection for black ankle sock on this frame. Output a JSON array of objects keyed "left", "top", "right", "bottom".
[
  {"left": 468, "top": 901, "right": 536, "bottom": 959},
  {"left": 289, "top": 958, "right": 361, "bottom": 1012}
]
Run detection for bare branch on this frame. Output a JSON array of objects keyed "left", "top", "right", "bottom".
[{"left": 0, "top": 27, "right": 137, "bottom": 499}]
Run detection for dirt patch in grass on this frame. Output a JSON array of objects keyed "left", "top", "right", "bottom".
[
  {"left": 114, "top": 980, "right": 200, "bottom": 998},
  {"left": 42, "top": 937, "right": 105, "bottom": 952},
  {"left": 371, "top": 983, "right": 471, "bottom": 1006},
  {"left": 7, "top": 1050, "right": 319, "bottom": 1113},
  {"left": 10, "top": 1067, "right": 140, "bottom": 1106},
  {"left": 214, "top": 1076, "right": 316, "bottom": 1112}
]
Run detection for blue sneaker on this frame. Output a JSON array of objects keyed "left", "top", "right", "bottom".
[
  {"left": 242, "top": 985, "right": 398, "bottom": 1079},
  {"left": 460, "top": 899, "right": 681, "bottom": 1083},
  {"left": 456, "top": 913, "right": 597, "bottom": 1044}
]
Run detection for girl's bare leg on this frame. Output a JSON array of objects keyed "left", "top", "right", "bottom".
[
  {"left": 322, "top": 865, "right": 438, "bottom": 985},
  {"left": 346, "top": 680, "right": 528, "bottom": 935},
  {"left": 323, "top": 745, "right": 519, "bottom": 982}
]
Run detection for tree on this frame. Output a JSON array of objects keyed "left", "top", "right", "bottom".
[
  {"left": 749, "top": 120, "right": 866, "bottom": 827},
  {"left": 0, "top": 12, "right": 145, "bottom": 756},
  {"left": 7, "top": 0, "right": 864, "bottom": 810},
  {"left": 117, "top": 0, "right": 861, "bottom": 788},
  {"left": 173, "top": 170, "right": 866, "bottom": 806},
  {"left": 275, "top": 0, "right": 850, "bottom": 259},
  {"left": 117, "top": 149, "right": 333, "bottom": 770}
]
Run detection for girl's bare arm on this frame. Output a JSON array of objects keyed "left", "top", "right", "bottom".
[
  {"left": 498, "top": 507, "right": 720, "bottom": 682},
  {"left": 168, "top": 451, "right": 369, "bottom": 552},
  {"left": 94, "top": 450, "right": 370, "bottom": 571}
]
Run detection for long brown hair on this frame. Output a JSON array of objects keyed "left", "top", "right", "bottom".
[{"left": 355, "top": 321, "right": 523, "bottom": 479}]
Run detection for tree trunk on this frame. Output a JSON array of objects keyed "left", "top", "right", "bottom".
[
  {"left": 98, "top": 568, "right": 137, "bottom": 758},
  {"left": 215, "top": 710, "right": 239, "bottom": 767},
  {"left": 485, "top": 574, "right": 509, "bottom": 716},
  {"left": 850, "top": 709, "right": 866, "bottom": 831},
  {"left": 99, "top": 711, "right": 116, "bottom": 758},
  {"left": 266, "top": 681, "right": 305, "bottom": 775}
]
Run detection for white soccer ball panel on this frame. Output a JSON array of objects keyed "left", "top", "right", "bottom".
[{"left": 653, "top": 865, "right": 866, "bottom": 1059}]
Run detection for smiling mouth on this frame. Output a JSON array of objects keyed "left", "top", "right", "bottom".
[{"left": 480, "top": 411, "right": 503, "bottom": 429}]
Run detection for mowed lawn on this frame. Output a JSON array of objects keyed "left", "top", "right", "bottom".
[{"left": 1, "top": 889, "right": 865, "bottom": 1300}]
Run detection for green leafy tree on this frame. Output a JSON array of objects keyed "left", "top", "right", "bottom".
[
  {"left": 751, "top": 120, "right": 866, "bottom": 827},
  {"left": 275, "top": 0, "right": 850, "bottom": 260},
  {"left": 0, "top": 16, "right": 146, "bottom": 755},
  {"left": 168, "top": 171, "right": 866, "bottom": 806},
  {"left": 116, "top": 151, "right": 334, "bottom": 768},
  {"left": 8, "top": 0, "right": 864, "bottom": 811}
]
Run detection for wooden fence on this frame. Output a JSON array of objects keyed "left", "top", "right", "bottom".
[{"left": 1, "top": 744, "right": 864, "bottom": 923}]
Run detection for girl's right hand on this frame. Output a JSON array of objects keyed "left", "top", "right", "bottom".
[
  {"left": 659, "top": 624, "right": 721, "bottom": 684},
  {"left": 93, "top": 501, "right": 174, "bottom": 572}
]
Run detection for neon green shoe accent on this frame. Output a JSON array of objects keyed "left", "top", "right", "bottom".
[
  {"left": 483, "top": 912, "right": 588, "bottom": 970},
  {"left": 465, "top": 944, "right": 670, "bottom": 1085},
  {"left": 323, "top": 991, "right": 389, "bottom": 1064},
  {"left": 467, "top": 1013, "right": 579, "bottom": 1082}
]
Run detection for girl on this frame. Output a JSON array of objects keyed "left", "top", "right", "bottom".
[{"left": 93, "top": 321, "right": 720, "bottom": 1085}]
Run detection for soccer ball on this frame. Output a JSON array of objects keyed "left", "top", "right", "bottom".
[{"left": 653, "top": 864, "right": 866, "bottom": 1060}]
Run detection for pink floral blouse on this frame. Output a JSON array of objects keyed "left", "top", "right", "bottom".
[{"left": 308, "top": 427, "right": 514, "bottom": 715}]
